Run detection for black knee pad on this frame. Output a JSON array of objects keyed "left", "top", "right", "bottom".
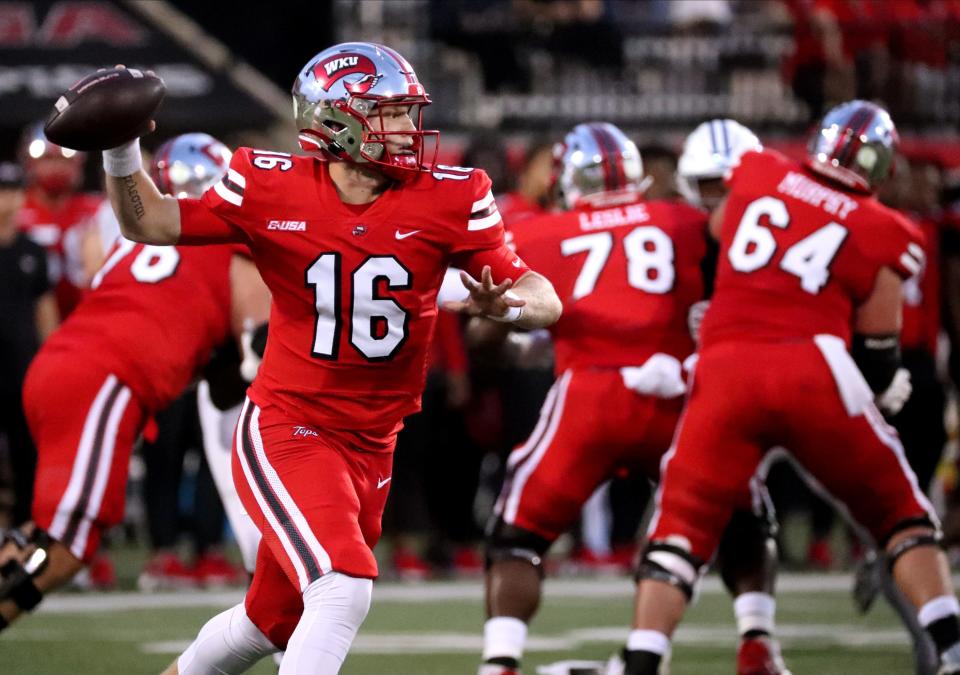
[
  {"left": 636, "top": 540, "right": 705, "bottom": 601},
  {"left": 484, "top": 520, "right": 552, "bottom": 577},
  {"left": 0, "top": 528, "right": 52, "bottom": 619},
  {"left": 716, "top": 510, "right": 778, "bottom": 592},
  {"left": 883, "top": 517, "right": 943, "bottom": 572}
]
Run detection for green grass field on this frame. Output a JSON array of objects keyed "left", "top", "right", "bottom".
[{"left": 4, "top": 571, "right": 919, "bottom": 674}]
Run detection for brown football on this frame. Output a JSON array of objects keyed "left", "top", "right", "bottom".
[{"left": 44, "top": 67, "right": 166, "bottom": 152}]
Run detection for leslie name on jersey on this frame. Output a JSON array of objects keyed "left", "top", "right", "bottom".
[{"left": 578, "top": 203, "right": 650, "bottom": 231}]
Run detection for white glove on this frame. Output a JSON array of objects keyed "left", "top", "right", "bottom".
[
  {"left": 687, "top": 300, "right": 710, "bottom": 343},
  {"left": 876, "top": 368, "right": 912, "bottom": 416}
]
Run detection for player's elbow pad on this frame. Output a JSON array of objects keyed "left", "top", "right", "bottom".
[{"left": 851, "top": 333, "right": 901, "bottom": 393}]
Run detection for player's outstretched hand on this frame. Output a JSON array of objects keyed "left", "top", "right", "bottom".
[{"left": 442, "top": 265, "right": 526, "bottom": 319}]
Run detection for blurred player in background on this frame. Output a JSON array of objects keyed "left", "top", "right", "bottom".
[
  {"left": 15, "top": 122, "right": 101, "bottom": 318},
  {"left": 99, "top": 44, "right": 561, "bottom": 674},
  {"left": 0, "top": 133, "right": 270, "bottom": 632},
  {"left": 0, "top": 162, "right": 58, "bottom": 529},
  {"left": 626, "top": 101, "right": 960, "bottom": 675}
]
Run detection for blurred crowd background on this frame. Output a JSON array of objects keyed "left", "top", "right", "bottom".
[{"left": 3, "top": 0, "right": 960, "bottom": 589}]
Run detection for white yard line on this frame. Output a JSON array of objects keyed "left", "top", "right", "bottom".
[
  {"left": 38, "top": 572, "right": 923, "bottom": 614},
  {"left": 139, "top": 623, "right": 912, "bottom": 656}
]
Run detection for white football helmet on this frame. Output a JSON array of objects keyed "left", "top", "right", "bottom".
[{"left": 677, "top": 119, "right": 761, "bottom": 208}]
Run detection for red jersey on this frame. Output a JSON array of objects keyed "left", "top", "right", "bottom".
[
  {"left": 510, "top": 198, "right": 709, "bottom": 373},
  {"left": 16, "top": 190, "right": 102, "bottom": 317},
  {"left": 901, "top": 216, "right": 940, "bottom": 354},
  {"left": 39, "top": 239, "right": 235, "bottom": 411},
  {"left": 177, "top": 149, "right": 528, "bottom": 438},
  {"left": 701, "top": 149, "right": 924, "bottom": 349}
]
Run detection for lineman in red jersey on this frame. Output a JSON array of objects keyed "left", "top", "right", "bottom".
[
  {"left": 626, "top": 101, "right": 960, "bottom": 675},
  {"left": 98, "top": 44, "right": 561, "bottom": 675},
  {"left": 479, "top": 122, "right": 704, "bottom": 675},
  {"left": 16, "top": 123, "right": 102, "bottom": 318},
  {"left": 0, "top": 133, "right": 269, "bottom": 633}
]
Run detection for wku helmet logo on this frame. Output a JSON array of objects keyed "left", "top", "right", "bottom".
[{"left": 312, "top": 54, "right": 381, "bottom": 94}]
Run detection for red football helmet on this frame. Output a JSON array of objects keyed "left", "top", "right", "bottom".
[{"left": 19, "top": 121, "right": 85, "bottom": 197}]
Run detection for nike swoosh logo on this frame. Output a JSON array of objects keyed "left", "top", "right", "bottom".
[
  {"left": 395, "top": 229, "right": 421, "bottom": 240},
  {"left": 377, "top": 476, "right": 392, "bottom": 489},
  {"left": 512, "top": 258, "right": 522, "bottom": 267}
]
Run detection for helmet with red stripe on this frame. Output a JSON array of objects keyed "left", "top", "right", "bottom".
[
  {"left": 151, "top": 133, "right": 231, "bottom": 198},
  {"left": 806, "top": 100, "right": 898, "bottom": 193},
  {"left": 292, "top": 42, "right": 438, "bottom": 181},
  {"left": 554, "top": 122, "right": 644, "bottom": 210}
]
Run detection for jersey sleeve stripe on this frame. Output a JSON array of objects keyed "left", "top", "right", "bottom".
[
  {"left": 899, "top": 251, "right": 922, "bottom": 275},
  {"left": 227, "top": 168, "right": 246, "bottom": 189},
  {"left": 214, "top": 179, "right": 243, "bottom": 207},
  {"left": 907, "top": 242, "right": 925, "bottom": 263},
  {"left": 468, "top": 210, "right": 502, "bottom": 231},
  {"left": 471, "top": 190, "right": 496, "bottom": 213}
]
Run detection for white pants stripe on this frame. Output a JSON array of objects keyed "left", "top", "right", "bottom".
[
  {"left": 502, "top": 370, "right": 573, "bottom": 525},
  {"left": 235, "top": 398, "right": 333, "bottom": 591},
  {"left": 49, "top": 374, "right": 131, "bottom": 559}
]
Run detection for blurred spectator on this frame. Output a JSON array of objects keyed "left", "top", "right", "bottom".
[
  {"left": 782, "top": 0, "right": 858, "bottom": 121},
  {"left": 638, "top": 143, "right": 681, "bottom": 201},
  {"left": 890, "top": 158, "right": 947, "bottom": 493},
  {"left": 138, "top": 389, "right": 243, "bottom": 590},
  {"left": 0, "top": 162, "right": 58, "bottom": 526},
  {"left": 498, "top": 140, "right": 556, "bottom": 226},
  {"left": 385, "top": 311, "right": 479, "bottom": 578},
  {"left": 15, "top": 123, "right": 101, "bottom": 318}
]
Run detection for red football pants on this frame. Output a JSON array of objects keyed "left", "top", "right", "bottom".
[
  {"left": 24, "top": 350, "right": 146, "bottom": 562},
  {"left": 233, "top": 397, "right": 394, "bottom": 644},
  {"left": 495, "top": 368, "right": 683, "bottom": 541},
  {"left": 649, "top": 340, "right": 935, "bottom": 562}
]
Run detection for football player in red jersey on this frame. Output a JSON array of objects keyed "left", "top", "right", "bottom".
[
  {"left": 0, "top": 134, "right": 270, "bottom": 632},
  {"left": 479, "top": 122, "right": 782, "bottom": 675},
  {"left": 98, "top": 44, "right": 561, "bottom": 675},
  {"left": 15, "top": 123, "right": 102, "bottom": 318},
  {"left": 624, "top": 101, "right": 960, "bottom": 675}
]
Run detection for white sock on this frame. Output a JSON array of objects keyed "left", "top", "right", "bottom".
[
  {"left": 279, "top": 572, "right": 373, "bottom": 675},
  {"left": 734, "top": 592, "right": 776, "bottom": 636},
  {"left": 482, "top": 617, "right": 528, "bottom": 661},
  {"left": 627, "top": 629, "right": 670, "bottom": 655},
  {"left": 918, "top": 595, "right": 960, "bottom": 627},
  {"left": 177, "top": 603, "right": 277, "bottom": 674}
]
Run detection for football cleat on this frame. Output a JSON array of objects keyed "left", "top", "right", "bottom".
[
  {"left": 137, "top": 552, "right": 196, "bottom": 591},
  {"left": 737, "top": 636, "right": 792, "bottom": 675}
]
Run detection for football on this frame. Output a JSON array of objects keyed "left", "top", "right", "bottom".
[{"left": 44, "top": 67, "right": 166, "bottom": 152}]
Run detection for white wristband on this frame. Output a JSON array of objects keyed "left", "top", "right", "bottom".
[
  {"left": 487, "top": 291, "right": 525, "bottom": 323},
  {"left": 102, "top": 138, "right": 143, "bottom": 177}
]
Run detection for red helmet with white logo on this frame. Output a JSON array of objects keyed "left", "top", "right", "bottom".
[{"left": 292, "top": 42, "right": 438, "bottom": 181}]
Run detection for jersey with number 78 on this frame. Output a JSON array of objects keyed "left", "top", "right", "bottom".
[
  {"left": 700, "top": 149, "right": 924, "bottom": 350},
  {"left": 508, "top": 196, "right": 710, "bottom": 374},
  {"left": 177, "top": 148, "right": 529, "bottom": 441}
]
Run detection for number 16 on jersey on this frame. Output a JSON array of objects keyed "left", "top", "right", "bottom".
[{"left": 306, "top": 253, "right": 412, "bottom": 361}]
